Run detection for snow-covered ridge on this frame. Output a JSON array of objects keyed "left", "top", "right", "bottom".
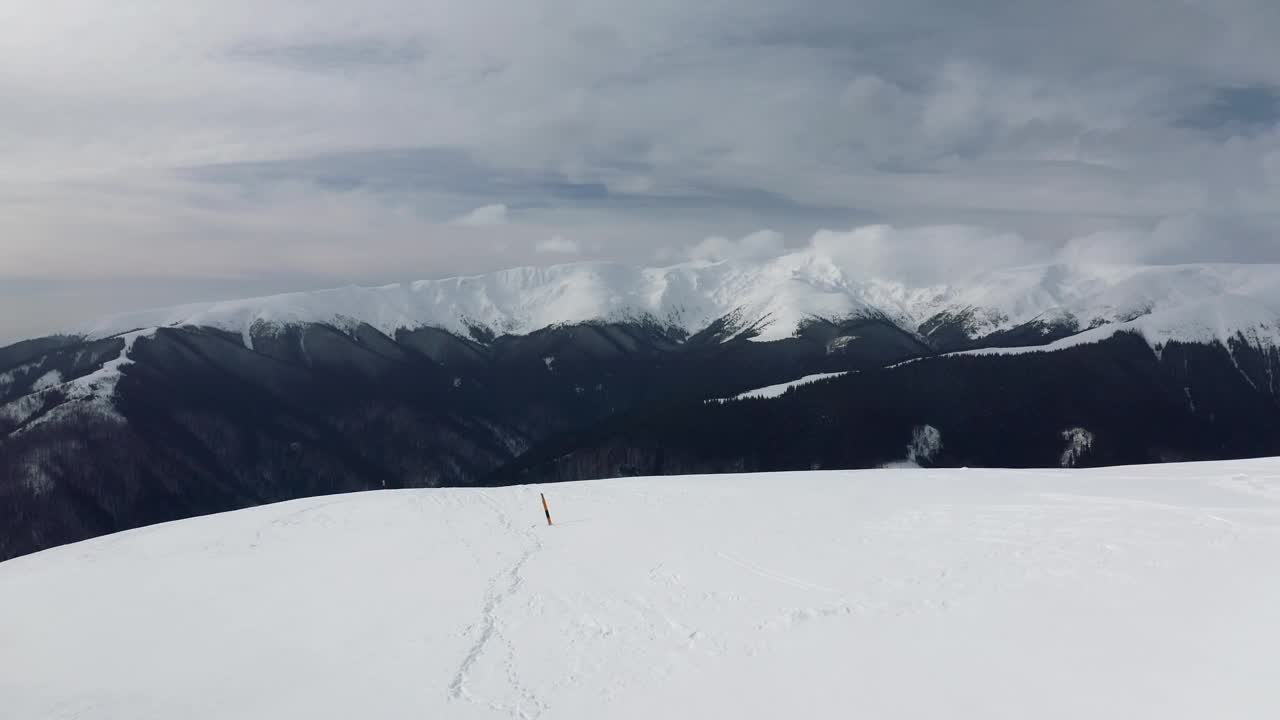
[
  {"left": 75, "top": 252, "right": 1280, "bottom": 350},
  {"left": 714, "top": 372, "right": 851, "bottom": 402},
  {"left": 951, "top": 294, "right": 1280, "bottom": 359},
  {"left": 78, "top": 255, "right": 907, "bottom": 345}
]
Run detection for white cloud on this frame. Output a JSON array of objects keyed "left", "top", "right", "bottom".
[
  {"left": 1056, "top": 215, "right": 1280, "bottom": 266},
  {"left": 687, "top": 230, "right": 788, "bottom": 262},
  {"left": 536, "top": 236, "right": 580, "bottom": 254},
  {"left": 809, "top": 225, "right": 1044, "bottom": 284},
  {"left": 451, "top": 203, "right": 508, "bottom": 226}
]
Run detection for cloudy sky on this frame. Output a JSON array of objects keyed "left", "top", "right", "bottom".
[{"left": 4, "top": 0, "right": 1280, "bottom": 342}]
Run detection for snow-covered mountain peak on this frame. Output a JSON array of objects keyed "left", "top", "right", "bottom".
[
  {"left": 77, "top": 254, "right": 891, "bottom": 344},
  {"left": 74, "top": 252, "right": 1280, "bottom": 351}
]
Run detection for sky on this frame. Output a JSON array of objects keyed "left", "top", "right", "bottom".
[{"left": 3, "top": 0, "right": 1280, "bottom": 342}]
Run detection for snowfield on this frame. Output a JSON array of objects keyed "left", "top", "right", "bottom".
[{"left": 4, "top": 461, "right": 1280, "bottom": 719}]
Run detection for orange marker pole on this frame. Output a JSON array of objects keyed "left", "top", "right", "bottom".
[{"left": 541, "top": 493, "right": 553, "bottom": 526}]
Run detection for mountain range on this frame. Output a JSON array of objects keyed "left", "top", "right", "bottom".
[{"left": 5, "top": 249, "right": 1280, "bottom": 560}]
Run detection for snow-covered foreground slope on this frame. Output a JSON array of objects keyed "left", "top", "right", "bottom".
[{"left": 4, "top": 461, "right": 1280, "bottom": 719}]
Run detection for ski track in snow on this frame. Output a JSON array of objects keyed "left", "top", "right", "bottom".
[
  {"left": 449, "top": 492, "right": 547, "bottom": 719},
  {"left": 4, "top": 461, "right": 1280, "bottom": 718},
  {"left": 714, "top": 550, "right": 842, "bottom": 595}
]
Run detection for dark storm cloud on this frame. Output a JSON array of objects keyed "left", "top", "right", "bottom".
[{"left": 1177, "top": 85, "right": 1280, "bottom": 134}]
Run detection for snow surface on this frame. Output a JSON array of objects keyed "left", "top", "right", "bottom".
[
  {"left": 4, "top": 460, "right": 1280, "bottom": 719},
  {"left": 719, "top": 371, "right": 850, "bottom": 401},
  {"left": 30, "top": 370, "right": 63, "bottom": 392},
  {"left": 74, "top": 253, "right": 1280, "bottom": 352}
]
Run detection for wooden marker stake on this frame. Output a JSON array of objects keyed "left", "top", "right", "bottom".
[{"left": 541, "top": 493, "right": 553, "bottom": 526}]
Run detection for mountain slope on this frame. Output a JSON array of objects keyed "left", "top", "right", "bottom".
[
  {"left": 497, "top": 332, "right": 1280, "bottom": 484},
  {"left": 6, "top": 256, "right": 1280, "bottom": 560},
  {"left": 0, "top": 315, "right": 926, "bottom": 561},
  {"left": 4, "top": 461, "right": 1279, "bottom": 719}
]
